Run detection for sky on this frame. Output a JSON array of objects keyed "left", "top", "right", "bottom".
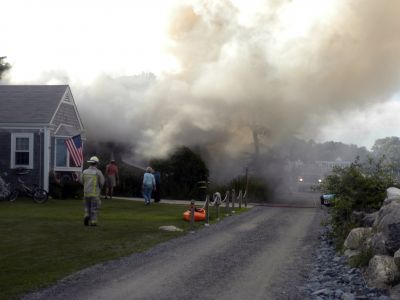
[
  {"left": 2, "top": 0, "right": 179, "bottom": 82},
  {"left": 3, "top": 0, "right": 400, "bottom": 165}
]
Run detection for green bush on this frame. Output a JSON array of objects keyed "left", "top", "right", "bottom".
[
  {"left": 322, "top": 157, "right": 397, "bottom": 248},
  {"left": 349, "top": 248, "right": 374, "bottom": 268},
  {"left": 209, "top": 175, "right": 270, "bottom": 202},
  {"left": 49, "top": 172, "right": 83, "bottom": 200},
  {"left": 150, "top": 146, "right": 209, "bottom": 200}
]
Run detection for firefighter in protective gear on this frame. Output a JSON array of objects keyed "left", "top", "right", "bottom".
[{"left": 80, "top": 156, "right": 105, "bottom": 226}]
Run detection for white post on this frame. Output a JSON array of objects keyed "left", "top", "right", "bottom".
[
  {"left": 225, "top": 190, "right": 230, "bottom": 216},
  {"left": 231, "top": 189, "right": 236, "bottom": 214},
  {"left": 215, "top": 193, "right": 221, "bottom": 221},
  {"left": 190, "top": 200, "right": 196, "bottom": 232},
  {"left": 43, "top": 127, "right": 51, "bottom": 192},
  {"left": 205, "top": 195, "right": 210, "bottom": 227}
]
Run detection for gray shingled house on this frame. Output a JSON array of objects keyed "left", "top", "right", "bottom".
[{"left": 0, "top": 85, "right": 84, "bottom": 192}]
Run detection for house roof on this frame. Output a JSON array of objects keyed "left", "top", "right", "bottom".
[
  {"left": 54, "top": 124, "right": 82, "bottom": 137},
  {"left": 0, "top": 85, "right": 69, "bottom": 124}
]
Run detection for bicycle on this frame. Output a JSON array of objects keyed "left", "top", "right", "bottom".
[{"left": 8, "top": 169, "right": 48, "bottom": 204}]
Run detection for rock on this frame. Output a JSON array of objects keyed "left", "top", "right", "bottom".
[
  {"left": 389, "top": 283, "right": 400, "bottom": 300},
  {"left": 350, "top": 211, "right": 365, "bottom": 225},
  {"left": 158, "top": 225, "right": 183, "bottom": 232},
  {"left": 333, "top": 256, "right": 341, "bottom": 262},
  {"left": 366, "top": 255, "right": 400, "bottom": 288},
  {"left": 394, "top": 249, "right": 400, "bottom": 267},
  {"left": 302, "top": 222, "right": 390, "bottom": 299},
  {"left": 344, "top": 249, "right": 360, "bottom": 260},
  {"left": 334, "top": 289, "right": 344, "bottom": 297},
  {"left": 311, "top": 288, "right": 329, "bottom": 296},
  {"left": 373, "top": 201, "right": 400, "bottom": 254},
  {"left": 367, "top": 232, "right": 389, "bottom": 256},
  {"left": 344, "top": 227, "right": 372, "bottom": 250},
  {"left": 362, "top": 211, "right": 378, "bottom": 227},
  {"left": 383, "top": 187, "right": 400, "bottom": 205},
  {"left": 385, "top": 223, "right": 400, "bottom": 254},
  {"left": 383, "top": 198, "right": 391, "bottom": 206},
  {"left": 341, "top": 292, "right": 356, "bottom": 300}
]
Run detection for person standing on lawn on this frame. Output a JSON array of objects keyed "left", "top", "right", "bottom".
[
  {"left": 80, "top": 156, "right": 105, "bottom": 226},
  {"left": 142, "top": 167, "right": 156, "bottom": 205},
  {"left": 105, "top": 159, "right": 119, "bottom": 199}
]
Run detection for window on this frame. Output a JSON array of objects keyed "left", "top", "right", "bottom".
[
  {"left": 55, "top": 137, "right": 78, "bottom": 168},
  {"left": 11, "top": 133, "right": 34, "bottom": 168},
  {"left": 55, "top": 138, "right": 68, "bottom": 167}
]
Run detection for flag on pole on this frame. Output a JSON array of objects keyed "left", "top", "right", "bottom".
[{"left": 65, "top": 135, "right": 83, "bottom": 167}]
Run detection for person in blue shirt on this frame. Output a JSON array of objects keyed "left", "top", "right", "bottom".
[{"left": 142, "top": 167, "right": 156, "bottom": 205}]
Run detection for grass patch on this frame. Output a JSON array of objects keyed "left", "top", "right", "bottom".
[{"left": 0, "top": 198, "right": 247, "bottom": 300}]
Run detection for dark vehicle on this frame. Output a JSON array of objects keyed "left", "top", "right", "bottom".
[
  {"left": 320, "top": 194, "right": 335, "bottom": 206},
  {"left": 297, "top": 174, "right": 323, "bottom": 192},
  {"left": 8, "top": 168, "right": 48, "bottom": 204}
]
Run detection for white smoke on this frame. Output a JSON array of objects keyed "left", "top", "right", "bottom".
[{"left": 7, "top": 0, "right": 400, "bottom": 179}]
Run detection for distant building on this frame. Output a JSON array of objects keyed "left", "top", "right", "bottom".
[
  {"left": 0, "top": 85, "right": 84, "bottom": 191},
  {"left": 316, "top": 157, "right": 352, "bottom": 174},
  {"left": 290, "top": 158, "right": 352, "bottom": 192}
]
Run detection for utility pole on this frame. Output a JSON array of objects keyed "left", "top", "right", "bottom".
[{"left": 251, "top": 126, "right": 270, "bottom": 174}]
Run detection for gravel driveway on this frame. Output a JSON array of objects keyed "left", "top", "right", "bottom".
[{"left": 23, "top": 194, "right": 323, "bottom": 300}]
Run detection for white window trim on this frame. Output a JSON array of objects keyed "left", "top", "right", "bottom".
[
  {"left": 11, "top": 132, "right": 34, "bottom": 169},
  {"left": 54, "top": 137, "right": 82, "bottom": 172}
]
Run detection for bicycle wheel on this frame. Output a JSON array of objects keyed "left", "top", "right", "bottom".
[
  {"left": 8, "top": 189, "right": 19, "bottom": 202},
  {"left": 33, "top": 189, "right": 48, "bottom": 203}
]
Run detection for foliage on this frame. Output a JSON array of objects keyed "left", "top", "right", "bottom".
[
  {"left": 349, "top": 248, "right": 374, "bottom": 268},
  {"left": 0, "top": 56, "right": 11, "bottom": 79},
  {"left": 210, "top": 175, "right": 270, "bottom": 202},
  {"left": 116, "top": 165, "right": 143, "bottom": 197},
  {"left": 150, "top": 146, "right": 209, "bottom": 200},
  {"left": 371, "top": 136, "right": 400, "bottom": 174},
  {"left": 82, "top": 140, "right": 145, "bottom": 197},
  {"left": 83, "top": 142, "right": 209, "bottom": 199},
  {"left": 272, "top": 137, "right": 369, "bottom": 164},
  {"left": 49, "top": 180, "right": 82, "bottom": 199},
  {"left": 322, "top": 157, "right": 397, "bottom": 248}
]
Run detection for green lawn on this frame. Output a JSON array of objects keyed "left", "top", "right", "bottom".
[{"left": 0, "top": 198, "right": 243, "bottom": 300}]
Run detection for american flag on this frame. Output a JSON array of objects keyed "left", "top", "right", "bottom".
[{"left": 65, "top": 135, "right": 83, "bottom": 167}]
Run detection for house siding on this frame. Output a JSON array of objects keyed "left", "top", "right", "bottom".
[
  {"left": 0, "top": 85, "right": 85, "bottom": 196},
  {"left": 0, "top": 128, "right": 44, "bottom": 188},
  {"left": 50, "top": 136, "right": 55, "bottom": 170},
  {"left": 52, "top": 103, "right": 81, "bottom": 134},
  {"left": 0, "top": 130, "right": 11, "bottom": 172},
  {"left": 33, "top": 131, "right": 45, "bottom": 188}
]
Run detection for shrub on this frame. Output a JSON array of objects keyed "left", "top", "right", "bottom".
[
  {"left": 349, "top": 248, "right": 374, "bottom": 268},
  {"left": 150, "top": 146, "right": 209, "bottom": 200},
  {"left": 322, "top": 157, "right": 397, "bottom": 248},
  {"left": 209, "top": 175, "right": 270, "bottom": 202},
  {"left": 49, "top": 171, "right": 82, "bottom": 199}
]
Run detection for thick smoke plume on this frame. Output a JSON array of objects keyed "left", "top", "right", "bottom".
[{"left": 75, "top": 0, "right": 400, "bottom": 180}]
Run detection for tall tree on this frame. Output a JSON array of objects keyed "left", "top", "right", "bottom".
[
  {"left": 150, "top": 146, "right": 209, "bottom": 199},
  {"left": 0, "top": 56, "right": 11, "bottom": 79},
  {"left": 371, "top": 136, "right": 400, "bottom": 170}
]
